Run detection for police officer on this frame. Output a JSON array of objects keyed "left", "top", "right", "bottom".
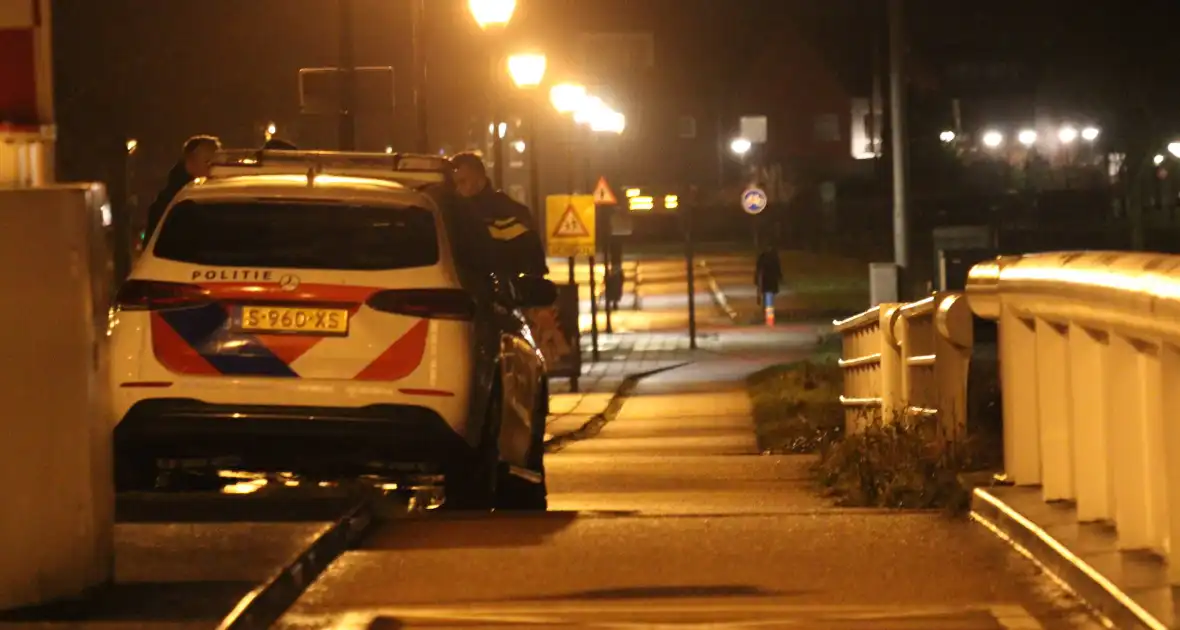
[
  {"left": 144, "top": 135, "right": 221, "bottom": 240},
  {"left": 451, "top": 152, "right": 548, "bottom": 277}
]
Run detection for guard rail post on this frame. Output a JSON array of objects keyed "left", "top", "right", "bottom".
[
  {"left": 896, "top": 292, "right": 974, "bottom": 440},
  {"left": 966, "top": 252, "right": 1180, "bottom": 581},
  {"left": 834, "top": 304, "right": 903, "bottom": 432}
]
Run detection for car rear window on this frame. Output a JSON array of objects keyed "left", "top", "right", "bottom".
[{"left": 153, "top": 200, "right": 440, "bottom": 270}]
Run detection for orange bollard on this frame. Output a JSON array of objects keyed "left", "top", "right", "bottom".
[{"left": 765, "top": 305, "right": 775, "bottom": 327}]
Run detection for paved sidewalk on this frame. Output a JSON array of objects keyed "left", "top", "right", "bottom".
[{"left": 545, "top": 332, "right": 705, "bottom": 438}]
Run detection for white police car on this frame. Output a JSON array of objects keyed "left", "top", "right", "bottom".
[{"left": 110, "top": 150, "right": 555, "bottom": 509}]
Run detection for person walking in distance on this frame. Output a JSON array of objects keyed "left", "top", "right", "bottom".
[
  {"left": 143, "top": 135, "right": 221, "bottom": 241},
  {"left": 450, "top": 152, "right": 548, "bottom": 278},
  {"left": 755, "top": 244, "right": 782, "bottom": 319}
]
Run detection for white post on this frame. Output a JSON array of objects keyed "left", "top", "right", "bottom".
[
  {"left": 1068, "top": 325, "right": 1114, "bottom": 522},
  {"left": 1106, "top": 335, "right": 1154, "bottom": 550},
  {"left": 0, "top": 185, "right": 114, "bottom": 609},
  {"left": 998, "top": 309, "right": 1040, "bottom": 485},
  {"left": 1159, "top": 343, "right": 1180, "bottom": 582},
  {"left": 1034, "top": 319, "right": 1074, "bottom": 501}
]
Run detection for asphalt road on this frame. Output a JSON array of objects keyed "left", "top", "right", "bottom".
[{"left": 277, "top": 331, "right": 1103, "bottom": 629}]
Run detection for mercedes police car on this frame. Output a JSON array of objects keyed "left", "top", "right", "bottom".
[{"left": 109, "top": 149, "right": 555, "bottom": 510}]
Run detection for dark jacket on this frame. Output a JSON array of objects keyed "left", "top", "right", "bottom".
[
  {"left": 459, "top": 184, "right": 548, "bottom": 277},
  {"left": 144, "top": 161, "right": 192, "bottom": 241},
  {"left": 755, "top": 250, "right": 782, "bottom": 295}
]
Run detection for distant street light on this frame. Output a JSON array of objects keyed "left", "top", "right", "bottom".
[
  {"left": 1082, "top": 126, "right": 1100, "bottom": 142},
  {"left": 590, "top": 109, "right": 626, "bottom": 134},
  {"left": 467, "top": 0, "right": 515, "bottom": 29},
  {"left": 1017, "top": 129, "right": 1037, "bottom": 146},
  {"left": 507, "top": 53, "right": 546, "bottom": 89},
  {"left": 1168, "top": 142, "right": 1180, "bottom": 159},
  {"left": 730, "top": 137, "right": 753, "bottom": 156},
  {"left": 982, "top": 130, "right": 1003, "bottom": 148},
  {"left": 939, "top": 130, "right": 956, "bottom": 143},
  {"left": 126, "top": 139, "right": 138, "bottom": 154},
  {"left": 469, "top": 0, "right": 516, "bottom": 189},
  {"left": 512, "top": 139, "right": 526, "bottom": 153},
  {"left": 1058, "top": 126, "right": 1078, "bottom": 144},
  {"left": 573, "top": 96, "right": 608, "bottom": 126},
  {"left": 1155, "top": 154, "right": 1166, "bottom": 166},
  {"left": 265, "top": 122, "right": 277, "bottom": 141},
  {"left": 550, "top": 83, "right": 587, "bottom": 114}
]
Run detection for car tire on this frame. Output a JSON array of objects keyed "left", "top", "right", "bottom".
[
  {"left": 494, "top": 393, "right": 548, "bottom": 511},
  {"left": 443, "top": 386, "right": 501, "bottom": 511}
]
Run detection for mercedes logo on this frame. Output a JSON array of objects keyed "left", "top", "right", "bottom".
[{"left": 277, "top": 274, "right": 301, "bottom": 291}]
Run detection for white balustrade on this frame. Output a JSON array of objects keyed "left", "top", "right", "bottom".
[{"left": 967, "top": 251, "right": 1180, "bottom": 581}]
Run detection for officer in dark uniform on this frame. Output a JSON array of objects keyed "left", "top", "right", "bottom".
[
  {"left": 144, "top": 135, "right": 221, "bottom": 240},
  {"left": 450, "top": 152, "right": 548, "bottom": 277}
]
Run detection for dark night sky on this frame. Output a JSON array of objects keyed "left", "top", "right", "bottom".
[{"left": 49, "top": 0, "right": 1180, "bottom": 190}]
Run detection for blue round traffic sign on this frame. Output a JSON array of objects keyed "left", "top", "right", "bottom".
[{"left": 742, "top": 187, "right": 768, "bottom": 214}]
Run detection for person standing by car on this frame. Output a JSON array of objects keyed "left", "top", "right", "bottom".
[
  {"left": 450, "top": 152, "right": 548, "bottom": 278},
  {"left": 755, "top": 244, "right": 782, "bottom": 313},
  {"left": 143, "top": 135, "right": 221, "bottom": 241}
]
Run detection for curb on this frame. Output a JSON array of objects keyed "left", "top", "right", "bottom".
[
  {"left": 969, "top": 488, "right": 1163, "bottom": 630},
  {"left": 696, "top": 260, "right": 739, "bottom": 322},
  {"left": 544, "top": 362, "right": 690, "bottom": 453},
  {"left": 216, "top": 500, "right": 375, "bottom": 630}
]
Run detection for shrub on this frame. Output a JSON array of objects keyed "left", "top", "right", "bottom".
[
  {"left": 814, "top": 412, "right": 996, "bottom": 513},
  {"left": 747, "top": 357, "right": 844, "bottom": 454}
]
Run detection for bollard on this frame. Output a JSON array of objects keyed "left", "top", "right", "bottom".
[{"left": 0, "top": 184, "right": 115, "bottom": 609}]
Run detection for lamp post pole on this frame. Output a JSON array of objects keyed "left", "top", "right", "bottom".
[{"left": 338, "top": 0, "right": 356, "bottom": 151}]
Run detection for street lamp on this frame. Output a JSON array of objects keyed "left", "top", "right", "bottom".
[
  {"left": 1168, "top": 142, "right": 1180, "bottom": 159},
  {"left": 468, "top": 0, "right": 516, "bottom": 189},
  {"left": 730, "top": 137, "right": 752, "bottom": 156},
  {"left": 265, "top": 122, "right": 277, "bottom": 142},
  {"left": 1017, "top": 129, "right": 1037, "bottom": 147},
  {"left": 1082, "top": 126, "right": 1100, "bottom": 142},
  {"left": 507, "top": 53, "right": 546, "bottom": 89},
  {"left": 982, "top": 130, "right": 1003, "bottom": 148},
  {"left": 573, "top": 96, "right": 608, "bottom": 126},
  {"left": 550, "top": 83, "right": 587, "bottom": 114},
  {"left": 468, "top": 0, "right": 515, "bottom": 29},
  {"left": 506, "top": 52, "right": 548, "bottom": 245},
  {"left": 590, "top": 109, "right": 625, "bottom": 134},
  {"left": 1058, "top": 126, "right": 1078, "bottom": 144},
  {"left": 939, "top": 130, "right": 956, "bottom": 143}
]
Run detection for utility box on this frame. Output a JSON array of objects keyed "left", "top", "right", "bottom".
[
  {"left": 0, "top": 184, "right": 116, "bottom": 609},
  {"left": 869, "top": 262, "right": 899, "bottom": 306}
]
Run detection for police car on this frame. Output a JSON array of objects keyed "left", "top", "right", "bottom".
[{"left": 110, "top": 149, "right": 555, "bottom": 510}]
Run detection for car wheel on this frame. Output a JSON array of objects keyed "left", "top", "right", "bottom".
[
  {"left": 494, "top": 393, "right": 548, "bottom": 511},
  {"left": 443, "top": 386, "right": 501, "bottom": 511}
]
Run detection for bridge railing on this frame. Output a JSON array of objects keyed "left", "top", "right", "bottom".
[
  {"left": 833, "top": 293, "right": 973, "bottom": 436},
  {"left": 967, "top": 251, "right": 1180, "bottom": 582}
]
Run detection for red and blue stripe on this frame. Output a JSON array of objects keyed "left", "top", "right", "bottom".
[{"left": 149, "top": 282, "right": 427, "bottom": 380}]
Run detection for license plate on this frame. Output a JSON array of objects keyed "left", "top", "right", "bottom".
[{"left": 239, "top": 306, "right": 349, "bottom": 335}]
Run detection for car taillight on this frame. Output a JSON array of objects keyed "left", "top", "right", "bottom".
[
  {"left": 366, "top": 289, "right": 475, "bottom": 321},
  {"left": 115, "top": 280, "right": 212, "bottom": 311}
]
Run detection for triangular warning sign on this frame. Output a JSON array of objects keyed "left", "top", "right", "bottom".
[
  {"left": 552, "top": 205, "right": 590, "bottom": 238},
  {"left": 592, "top": 176, "right": 618, "bottom": 205}
]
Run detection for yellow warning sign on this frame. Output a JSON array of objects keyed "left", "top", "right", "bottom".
[{"left": 545, "top": 195, "right": 596, "bottom": 257}]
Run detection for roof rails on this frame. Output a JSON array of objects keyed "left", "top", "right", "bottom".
[{"left": 208, "top": 149, "right": 453, "bottom": 187}]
